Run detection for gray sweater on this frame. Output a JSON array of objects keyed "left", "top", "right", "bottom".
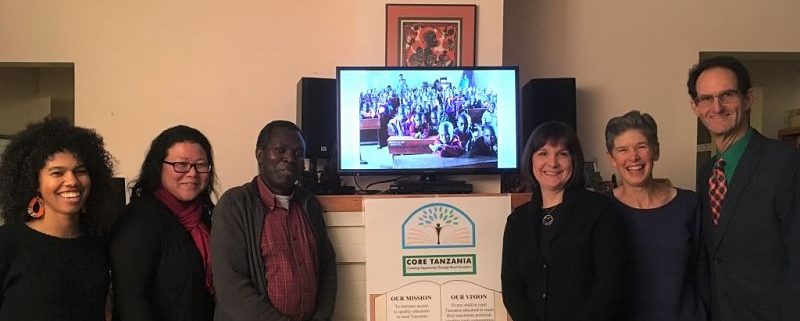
[{"left": 210, "top": 178, "right": 337, "bottom": 321}]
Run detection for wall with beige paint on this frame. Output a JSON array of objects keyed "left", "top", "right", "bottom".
[
  {"left": 0, "top": 0, "right": 504, "bottom": 193},
  {"left": 504, "top": 0, "right": 800, "bottom": 190},
  {"left": 4, "top": 0, "right": 797, "bottom": 192}
]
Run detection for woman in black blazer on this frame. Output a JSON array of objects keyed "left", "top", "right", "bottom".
[
  {"left": 111, "top": 126, "right": 216, "bottom": 321},
  {"left": 502, "top": 121, "right": 628, "bottom": 321}
]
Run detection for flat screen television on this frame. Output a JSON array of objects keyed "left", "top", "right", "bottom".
[{"left": 337, "top": 66, "right": 519, "bottom": 177}]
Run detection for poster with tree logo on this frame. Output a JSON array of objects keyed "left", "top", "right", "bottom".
[{"left": 365, "top": 196, "right": 509, "bottom": 321}]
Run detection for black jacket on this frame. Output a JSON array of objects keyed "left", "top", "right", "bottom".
[
  {"left": 501, "top": 188, "right": 629, "bottom": 321},
  {"left": 696, "top": 131, "right": 800, "bottom": 321},
  {"left": 110, "top": 193, "right": 214, "bottom": 321}
]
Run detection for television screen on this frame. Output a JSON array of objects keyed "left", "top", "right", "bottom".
[{"left": 337, "top": 66, "right": 519, "bottom": 175}]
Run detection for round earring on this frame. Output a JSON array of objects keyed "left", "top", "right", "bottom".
[{"left": 27, "top": 196, "right": 45, "bottom": 218}]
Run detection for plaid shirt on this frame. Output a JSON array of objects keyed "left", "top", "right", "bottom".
[{"left": 257, "top": 178, "right": 319, "bottom": 321}]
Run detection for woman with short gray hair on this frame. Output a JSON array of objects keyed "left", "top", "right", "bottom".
[{"left": 605, "top": 110, "right": 708, "bottom": 321}]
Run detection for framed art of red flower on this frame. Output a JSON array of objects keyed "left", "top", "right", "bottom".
[{"left": 385, "top": 4, "right": 477, "bottom": 67}]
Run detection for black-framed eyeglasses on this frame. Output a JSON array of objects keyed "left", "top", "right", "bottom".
[
  {"left": 693, "top": 89, "right": 741, "bottom": 107},
  {"left": 163, "top": 161, "right": 212, "bottom": 173}
]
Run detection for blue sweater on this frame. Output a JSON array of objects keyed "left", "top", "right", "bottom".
[{"left": 610, "top": 188, "right": 707, "bottom": 321}]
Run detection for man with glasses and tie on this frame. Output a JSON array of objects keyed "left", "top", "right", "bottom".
[{"left": 687, "top": 56, "right": 800, "bottom": 321}]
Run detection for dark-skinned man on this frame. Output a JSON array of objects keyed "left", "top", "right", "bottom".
[{"left": 212, "top": 120, "right": 336, "bottom": 321}]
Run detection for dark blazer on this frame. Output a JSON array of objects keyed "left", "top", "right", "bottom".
[
  {"left": 696, "top": 130, "right": 800, "bottom": 321},
  {"left": 110, "top": 194, "right": 214, "bottom": 321},
  {"left": 501, "top": 188, "right": 628, "bottom": 321}
]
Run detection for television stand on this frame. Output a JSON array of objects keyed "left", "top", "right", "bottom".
[{"left": 389, "top": 179, "right": 473, "bottom": 194}]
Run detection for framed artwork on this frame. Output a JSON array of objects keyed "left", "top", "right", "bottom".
[{"left": 385, "top": 4, "right": 477, "bottom": 67}]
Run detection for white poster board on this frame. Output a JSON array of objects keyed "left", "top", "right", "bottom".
[{"left": 365, "top": 196, "right": 511, "bottom": 321}]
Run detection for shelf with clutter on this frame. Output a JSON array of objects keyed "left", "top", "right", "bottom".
[
  {"left": 778, "top": 127, "right": 800, "bottom": 150},
  {"left": 778, "top": 109, "right": 800, "bottom": 149}
]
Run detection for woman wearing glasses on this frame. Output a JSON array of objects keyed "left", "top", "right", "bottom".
[{"left": 111, "top": 125, "right": 216, "bottom": 321}]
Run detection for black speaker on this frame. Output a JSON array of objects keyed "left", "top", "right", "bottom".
[
  {"left": 297, "top": 77, "right": 337, "bottom": 159},
  {"left": 502, "top": 78, "right": 577, "bottom": 193},
  {"left": 520, "top": 78, "right": 577, "bottom": 145}
]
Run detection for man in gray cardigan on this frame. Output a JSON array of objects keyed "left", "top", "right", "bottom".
[{"left": 211, "top": 120, "right": 337, "bottom": 321}]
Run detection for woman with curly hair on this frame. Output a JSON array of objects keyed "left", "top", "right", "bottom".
[
  {"left": 0, "top": 117, "right": 117, "bottom": 320},
  {"left": 110, "top": 125, "right": 216, "bottom": 321}
]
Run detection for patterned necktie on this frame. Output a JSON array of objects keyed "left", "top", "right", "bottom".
[{"left": 708, "top": 158, "right": 727, "bottom": 227}]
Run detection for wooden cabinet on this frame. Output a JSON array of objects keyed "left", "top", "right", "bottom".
[
  {"left": 778, "top": 127, "right": 800, "bottom": 149},
  {"left": 317, "top": 193, "right": 532, "bottom": 212}
]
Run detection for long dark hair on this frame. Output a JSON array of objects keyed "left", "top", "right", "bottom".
[
  {"left": 0, "top": 117, "right": 117, "bottom": 235},
  {"left": 130, "top": 125, "right": 217, "bottom": 205}
]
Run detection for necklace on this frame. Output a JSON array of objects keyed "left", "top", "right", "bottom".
[{"left": 542, "top": 205, "right": 559, "bottom": 226}]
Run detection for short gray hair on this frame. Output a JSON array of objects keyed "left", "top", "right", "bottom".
[{"left": 604, "top": 110, "right": 659, "bottom": 158}]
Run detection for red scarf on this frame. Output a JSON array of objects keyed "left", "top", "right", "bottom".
[{"left": 154, "top": 186, "right": 214, "bottom": 297}]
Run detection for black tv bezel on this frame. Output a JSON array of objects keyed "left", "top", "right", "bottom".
[{"left": 336, "top": 65, "right": 520, "bottom": 177}]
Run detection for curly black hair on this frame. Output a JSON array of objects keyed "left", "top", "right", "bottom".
[
  {"left": 130, "top": 125, "right": 217, "bottom": 206},
  {"left": 0, "top": 117, "right": 117, "bottom": 235}
]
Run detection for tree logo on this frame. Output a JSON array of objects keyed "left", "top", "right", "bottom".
[{"left": 402, "top": 203, "right": 475, "bottom": 249}]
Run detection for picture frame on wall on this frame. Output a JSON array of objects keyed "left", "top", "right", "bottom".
[{"left": 385, "top": 4, "right": 477, "bottom": 67}]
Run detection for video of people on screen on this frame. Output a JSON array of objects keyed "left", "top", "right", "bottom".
[{"left": 356, "top": 71, "right": 499, "bottom": 169}]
